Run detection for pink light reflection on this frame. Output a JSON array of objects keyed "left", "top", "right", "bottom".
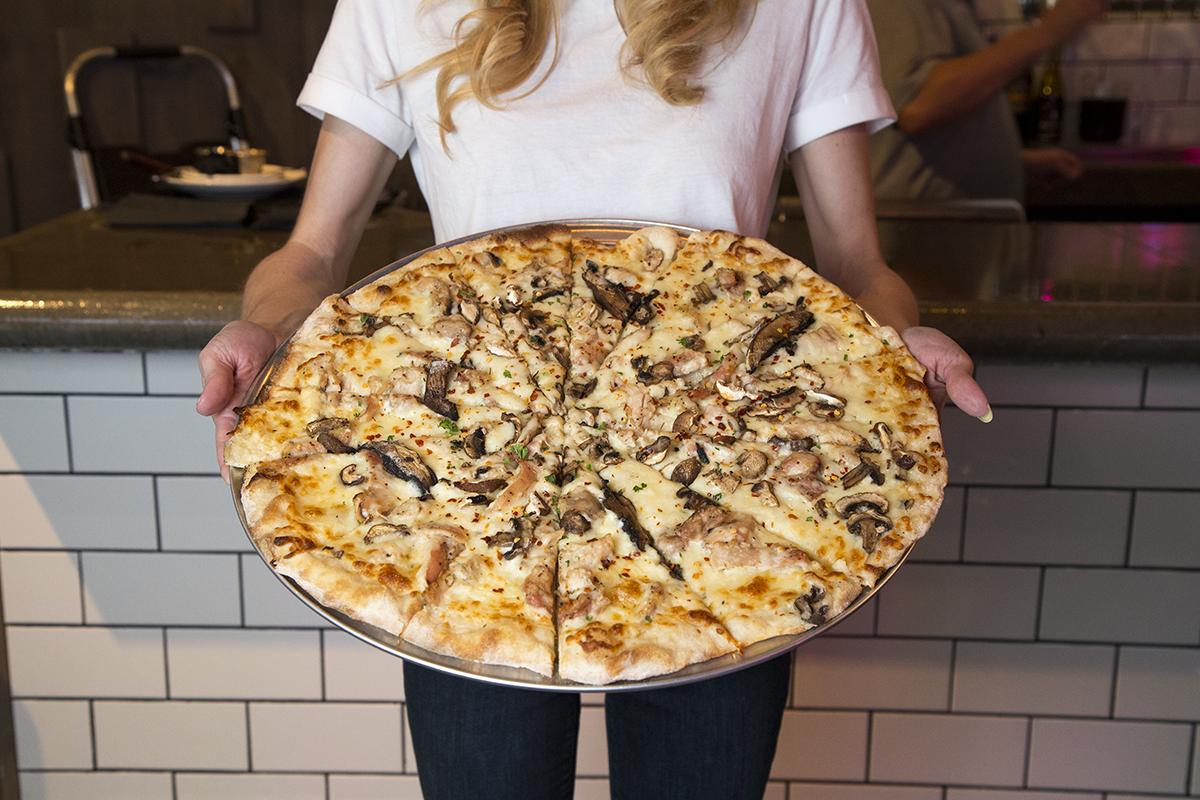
[{"left": 1040, "top": 278, "right": 1055, "bottom": 301}]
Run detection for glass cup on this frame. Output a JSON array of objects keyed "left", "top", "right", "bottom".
[{"left": 235, "top": 148, "right": 267, "bottom": 174}]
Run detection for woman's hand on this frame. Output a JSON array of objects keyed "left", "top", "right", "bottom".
[
  {"left": 196, "top": 320, "right": 279, "bottom": 482},
  {"left": 1023, "top": 146, "right": 1084, "bottom": 189},
  {"left": 194, "top": 115, "right": 398, "bottom": 480},
  {"left": 901, "top": 325, "right": 992, "bottom": 421}
]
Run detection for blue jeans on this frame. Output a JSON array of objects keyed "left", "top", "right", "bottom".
[{"left": 404, "top": 654, "right": 792, "bottom": 800}]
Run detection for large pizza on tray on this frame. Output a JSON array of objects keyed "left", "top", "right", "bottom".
[{"left": 225, "top": 224, "right": 946, "bottom": 685}]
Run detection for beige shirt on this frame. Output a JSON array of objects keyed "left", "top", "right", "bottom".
[{"left": 865, "top": 0, "right": 1025, "bottom": 202}]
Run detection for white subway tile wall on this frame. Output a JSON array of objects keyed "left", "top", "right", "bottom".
[
  {"left": 973, "top": 1, "right": 1200, "bottom": 147},
  {"left": 2, "top": 350, "right": 1198, "bottom": 800}
]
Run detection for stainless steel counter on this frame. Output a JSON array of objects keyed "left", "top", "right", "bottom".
[{"left": 2, "top": 200, "right": 1198, "bottom": 361}]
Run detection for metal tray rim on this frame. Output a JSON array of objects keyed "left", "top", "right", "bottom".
[{"left": 230, "top": 218, "right": 911, "bottom": 692}]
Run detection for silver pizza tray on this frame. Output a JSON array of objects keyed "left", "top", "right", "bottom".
[{"left": 229, "top": 218, "right": 913, "bottom": 692}]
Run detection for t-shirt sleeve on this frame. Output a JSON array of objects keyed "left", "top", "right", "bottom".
[
  {"left": 296, "top": 0, "right": 417, "bottom": 157},
  {"left": 867, "top": 0, "right": 983, "bottom": 117},
  {"left": 783, "top": 0, "right": 896, "bottom": 154}
]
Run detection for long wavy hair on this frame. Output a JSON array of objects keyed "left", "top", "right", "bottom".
[{"left": 409, "top": 0, "right": 757, "bottom": 140}]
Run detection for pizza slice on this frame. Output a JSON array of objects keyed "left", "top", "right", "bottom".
[
  {"left": 444, "top": 225, "right": 575, "bottom": 410},
  {"left": 239, "top": 450, "right": 469, "bottom": 635},
  {"left": 564, "top": 227, "right": 682, "bottom": 403},
  {"left": 552, "top": 448, "right": 738, "bottom": 684},
  {"left": 597, "top": 458, "right": 862, "bottom": 645},
  {"left": 259, "top": 279, "right": 554, "bottom": 418},
  {"left": 402, "top": 514, "right": 559, "bottom": 676},
  {"left": 597, "top": 389, "right": 944, "bottom": 588}
]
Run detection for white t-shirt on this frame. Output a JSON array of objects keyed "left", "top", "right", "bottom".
[{"left": 298, "top": 0, "right": 894, "bottom": 242}]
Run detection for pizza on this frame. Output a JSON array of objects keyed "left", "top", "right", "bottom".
[{"left": 226, "top": 223, "right": 946, "bottom": 685}]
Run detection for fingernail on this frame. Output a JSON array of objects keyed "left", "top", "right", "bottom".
[{"left": 977, "top": 406, "right": 993, "bottom": 423}]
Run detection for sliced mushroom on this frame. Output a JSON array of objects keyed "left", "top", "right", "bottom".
[
  {"left": 677, "top": 487, "right": 716, "bottom": 511},
  {"left": 751, "top": 480, "right": 779, "bottom": 507},
  {"left": 473, "top": 250, "right": 502, "bottom": 269},
  {"left": 346, "top": 312, "right": 384, "bottom": 338},
  {"left": 745, "top": 304, "right": 815, "bottom": 373},
  {"left": 629, "top": 289, "right": 660, "bottom": 325},
  {"left": 503, "top": 284, "right": 523, "bottom": 311},
  {"left": 872, "top": 422, "right": 918, "bottom": 470},
  {"left": 361, "top": 441, "right": 437, "bottom": 496},
  {"left": 422, "top": 359, "right": 458, "bottom": 420},
  {"left": 745, "top": 386, "right": 806, "bottom": 417},
  {"left": 561, "top": 511, "right": 592, "bottom": 535},
  {"left": 590, "top": 439, "right": 624, "bottom": 466},
  {"left": 339, "top": 464, "right": 366, "bottom": 487},
  {"left": 568, "top": 377, "right": 598, "bottom": 400},
  {"left": 602, "top": 488, "right": 651, "bottom": 551},
  {"left": 806, "top": 390, "right": 847, "bottom": 421},
  {"left": 486, "top": 340, "right": 519, "bottom": 358},
  {"left": 583, "top": 261, "right": 644, "bottom": 322},
  {"left": 429, "top": 315, "right": 474, "bottom": 344},
  {"left": 767, "top": 434, "right": 815, "bottom": 452},
  {"left": 423, "top": 276, "right": 457, "bottom": 312},
  {"left": 484, "top": 517, "right": 536, "bottom": 560},
  {"left": 834, "top": 492, "right": 889, "bottom": 517},
  {"left": 672, "top": 409, "right": 700, "bottom": 434},
  {"left": 635, "top": 358, "right": 676, "bottom": 385},
  {"left": 459, "top": 300, "right": 481, "bottom": 324},
  {"left": 793, "top": 585, "right": 829, "bottom": 625},
  {"left": 693, "top": 283, "right": 716, "bottom": 304},
  {"left": 636, "top": 435, "right": 672, "bottom": 464},
  {"left": 737, "top": 450, "right": 770, "bottom": 480},
  {"left": 670, "top": 457, "right": 702, "bottom": 486},
  {"left": 453, "top": 477, "right": 508, "bottom": 494},
  {"left": 847, "top": 509, "right": 891, "bottom": 552},
  {"left": 531, "top": 285, "right": 566, "bottom": 303},
  {"left": 362, "top": 523, "right": 409, "bottom": 545},
  {"left": 833, "top": 492, "right": 893, "bottom": 549},
  {"left": 714, "top": 268, "right": 741, "bottom": 290},
  {"left": 306, "top": 418, "right": 355, "bottom": 454},
  {"left": 463, "top": 427, "right": 487, "bottom": 459},
  {"left": 755, "top": 271, "right": 790, "bottom": 297},
  {"left": 704, "top": 468, "right": 740, "bottom": 495},
  {"left": 841, "top": 458, "right": 884, "bottom": 489}
]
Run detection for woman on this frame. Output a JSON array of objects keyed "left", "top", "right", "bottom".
[{"left": 198, "top": 2, "right": 989, "bottom": 798}]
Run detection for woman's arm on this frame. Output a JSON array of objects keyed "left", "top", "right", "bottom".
[
  {"left": 788, "top": 125, "right": 991, "bottom": 420},
  {"left": 197, "top": 115, "right": 398, "bottom": 479}
]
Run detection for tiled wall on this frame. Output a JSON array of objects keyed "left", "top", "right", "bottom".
[
  {"left": 0, "top": 348, "right": 1198, "bottom": 800},
  {"left": 973, "top": 0, "right": 1200, "bottom": 148}
]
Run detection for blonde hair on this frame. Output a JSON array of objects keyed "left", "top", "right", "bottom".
[{"left": 410, "top": 0, "right": 756, "bottom": 140}]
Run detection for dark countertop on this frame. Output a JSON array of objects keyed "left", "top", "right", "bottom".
[
  {"left": 1025, "top": 147, "right": 1200, "bottom": 223},
  {"left": 2, "top": 199, "right": 1198, "bottom": 362}
]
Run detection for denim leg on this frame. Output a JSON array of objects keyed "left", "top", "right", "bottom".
[
  {"left": 403, "top": 661, "right": 581, "bottom": 800},
  {"left": 604, "top": 654, "right": 792, "bottom": 800}
]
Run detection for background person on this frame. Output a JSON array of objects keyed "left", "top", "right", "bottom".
[{"left": 866, "top": 0, "right": 1107, "bottom": 203}]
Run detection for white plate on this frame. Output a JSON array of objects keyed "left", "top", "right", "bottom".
[{"left": 160, "top": 164, "right": 307, "bottom": 201}]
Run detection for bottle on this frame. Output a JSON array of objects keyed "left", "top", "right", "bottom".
[{"left": 1033, "top": 48, "right": 1064, "bottom": 145}]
